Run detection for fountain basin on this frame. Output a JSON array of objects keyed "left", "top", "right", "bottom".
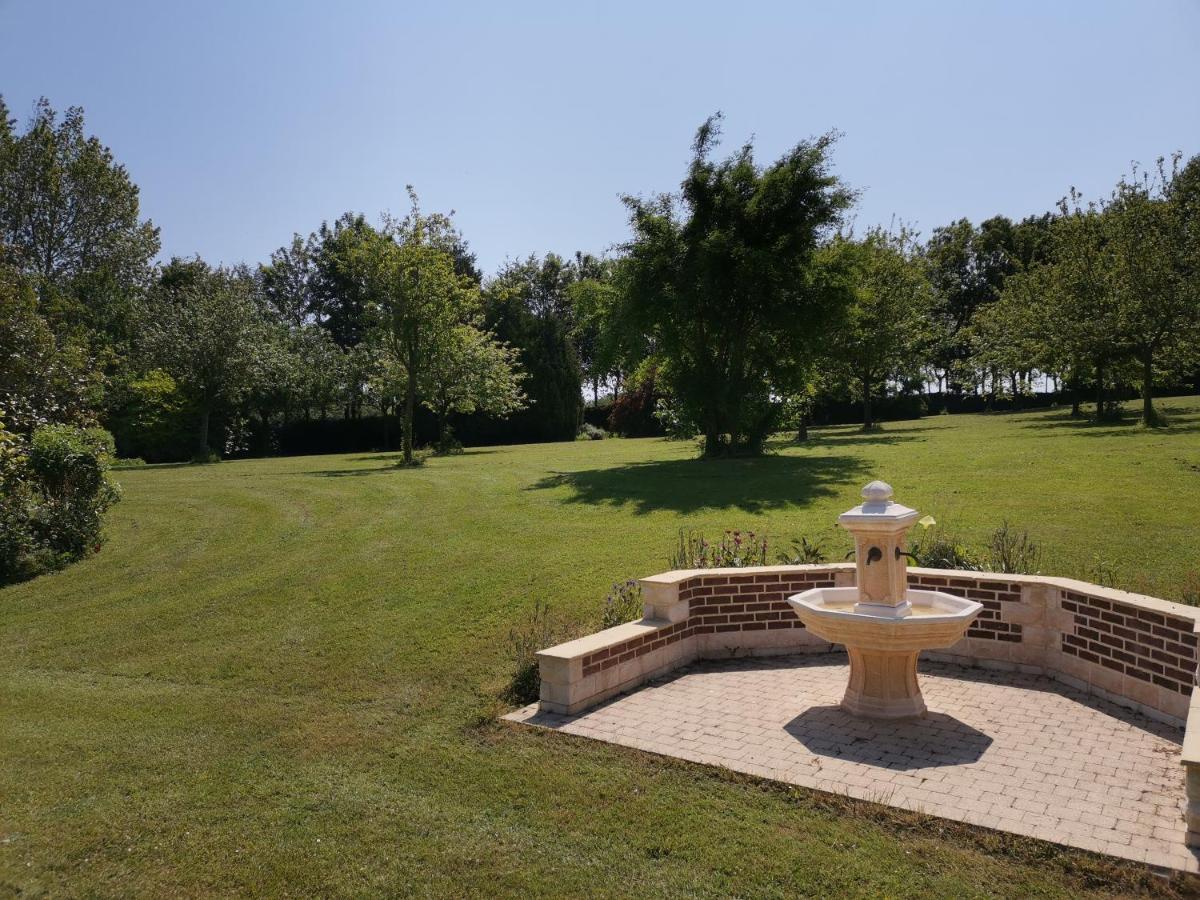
[
  {"left": 788, "top": 586, "right": 982, "bottom": 650},
  {"left": 788, "top": 586, "right": 982, "bottom": 718}
]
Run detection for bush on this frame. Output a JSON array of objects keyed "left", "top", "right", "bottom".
[
  {"left": 985, "top": 521, "right": 1042, "bottom": 574},
  {"left": 669, "top": 529, "right": 769, "bottom": 569},
  {"left": 190, "top": 448, "right": 221, "bottom": 464},
  {"left": 106, "top": 369, "right": 194, "bottom": 463},
  {"left": 0, "top": 420, "right": 120, "bottom": 584},
  {"left": 27, "top": 425, "right": 121, "bottom": 559},
  {"left": 0, "top": 418, "right": 36, "bottom": 581},
  {"left": 601, "top": 579, "right": 643, "bottom": 628},
  {"left": 910, "top": 528, "right": 982, "bottom": 571},
  {"left": 609, "top": 364, "right": 666, "bottom": 438},
  {"left": 910, "top": 520, "right": 1042, "bottom": 575},
  {"left": 777, "top": 536, "right": 827, "bottom": 565},
  {"left": 504, "top": 600, "right": 571, "bottom": 705},
  {"left": 578, "top": 423, "right": 607, "bottom": 441}
]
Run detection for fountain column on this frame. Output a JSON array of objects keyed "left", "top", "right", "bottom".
[{"left": 840, "top": 480, "right": 918, "bottom": 617}]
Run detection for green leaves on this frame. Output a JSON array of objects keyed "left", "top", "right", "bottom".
[{"left": 619, "top": 117, "right": 852, "bottom": 455}]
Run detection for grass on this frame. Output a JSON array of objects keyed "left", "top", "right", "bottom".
[{"left": 2, "top": 397, "right": 1200, "bottom": 896}]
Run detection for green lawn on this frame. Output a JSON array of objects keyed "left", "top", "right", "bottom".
[{"left": 3, "top": 399, "right": 1200, "bottom": 897}]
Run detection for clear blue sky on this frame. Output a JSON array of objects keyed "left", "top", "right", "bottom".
[{"left": 2, "top": 0, "right": 1198, "bottom": 275}]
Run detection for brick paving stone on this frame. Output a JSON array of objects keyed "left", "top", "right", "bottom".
[{"left": 506, "top": 654, "right": 1200, "bottom": 873}]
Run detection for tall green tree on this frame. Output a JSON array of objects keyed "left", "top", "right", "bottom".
[
  {"left": 0, "top": 97, "right": 159, "bottom": 340},
  {"left": 820, "top": 227, "right": 933, "bottom": 428},
  {"left": 355, "top": 193, "right": 477, "bottom": 464},
  {"left": 140, "top": 260, "right": 269, "bottom": 457},
  {"left": 1107, "top": 157, "right": 1200, "bottom": 425},
  {"left": 619, "top": 115, "right": 852, "bottom": 456},
  {"left": 0, "top": 258, "right": 101, "bottom": 435},
  {"left": 924, "top": 219, "right": 991, "bottom": 394},
  {"left": 483, "top": 256, "right": 584, "bottom": 442},
  {"left": 1038, "top": 191, "right": 1124, "bottom": 418}
]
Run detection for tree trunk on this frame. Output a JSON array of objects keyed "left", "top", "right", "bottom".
[
  {"left": 796, "top": 414, "right": 808, "bottom": 443},
  {"left": 196, "top": 406, "right": 211, "bottom": 458},
  {"left": 704, "top": 428, "right": 722, "bottom": 457},
  {"left": 1010, "top": 372, "right": 1019, "bottom": 409},
  {"left": 1094, "top": 363, "right": 1105, "bottom": 419},
  {"left": 862, "top": 390, "right": 873, "bottom": 430},
  {"left": 1141, "top": 353, "right": 1157, "bottom": 426},
  {"left": 592, "top": 377, "right": 599, "bottom": 407},
  {"left": 404, "top": 349, "right": 417, "bottom": 465}
]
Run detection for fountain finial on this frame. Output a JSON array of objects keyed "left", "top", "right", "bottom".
[{"left": 861, "top": 480, "right": 893, "bottom": 504}]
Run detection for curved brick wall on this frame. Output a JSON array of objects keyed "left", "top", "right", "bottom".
[
  {"left": 534, "top": 562, "right": 1200, "bottom": 845},
  {"left": 538, "top": 564, "right": 1199, "bottom": 724}
]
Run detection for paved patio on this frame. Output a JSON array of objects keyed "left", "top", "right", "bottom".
[{"left": 507, "top": 654, "right": 1198, "bottom": 872}]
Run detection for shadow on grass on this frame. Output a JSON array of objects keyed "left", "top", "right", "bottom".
[
  {"left": 792, "top": 422, "right": 933, "bottom": 449},
  {"left": 1019, "top": 405, "right": 1200, "bottom": 437},
  {"left": 301, "top": 448, "right": 502, "bottom": 476},
  {"left": 526, "top": 453, "right": 867, "bottom": 514},
  {"left": 350, "top": 448, "right": 500, "bottom": 462}
]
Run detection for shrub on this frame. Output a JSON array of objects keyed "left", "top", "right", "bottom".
[
  {"left": 910, "top": 520, "right": 1042, "bottom": 575},
  {"left": 609, "top": 362, "right": 666, "bottom": 437},
  {"left": 106, "top": 369, "right": 193, "bottom": 463},
  {"left": 984, "top": 521, "right": 1042, "bottom": 574},
  {"left": 0, "top": 417, "right": 36, "bottom": 581},
  {"left": 601, "top": 579, "right": 643, "bottom": 628},
  {"left": 433, "top": 434, "right": 464, "bottom": 455},
  {"left": 910, "top": 528, "right": 982, "bottom": 571},
  {"left": 578, "top": 423, "right": 607, "bottom": 441},
  {"left": 504, "top": 600, "right": 571, "bottom": 706},
  {"left": 27, "top": 425, "right": 121, "bottom": 559},
  {"left": 190, "top": 448, "right": 222, "bottom": 464},
  {"left": 0, "top": 419, "right": 120, "bottom": 584},
  {"left": 777, "top": 536, "right": 827, "bottom": 565},
  {"left": 669, "top": 529, "right": 769, "bottom": 569}
]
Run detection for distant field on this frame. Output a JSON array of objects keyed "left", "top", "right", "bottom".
[{"left": 2, "top": 398, "right": 1199, "bottom": 896}]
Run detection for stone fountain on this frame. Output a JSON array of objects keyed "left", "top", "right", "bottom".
[{"left": 787, "top": 481, "right": 981, "bottom": 719}]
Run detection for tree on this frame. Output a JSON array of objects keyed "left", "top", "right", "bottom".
[
  {"left": 483, "top": 257, "right": 584, "bottom": 442},
  {"left": 259, "top": 234, "right": 315, "bottom": 329},
  {"left": 1037, "top": 191, "right": 1124, "bottom": 419},
  {"left": 140, "top": 260, "right": 269, "bottom": 457},
  {"left": 0, "top": 258, "right": 101, "bottom": 435},
  {"left": 354, "top": 192, "right": 477, "bottom": 465},
  {"left": 419, "top": 325, "right": 527, "bottom": 450},
  {"left": 924, "top": 219, "right": 991, "bottom": 395},
  {"left": 820, "top": 228, "right": 932, "bottom": 428},
  {"left": 619, "top": 115, "right": 852, "bottom": 456},
  {"left": 0, "top": 97, "right": 159, "bottom": 339},
  {"left": 970, "top": 266, "right": 1050, "bottom": 408},
  {"left": 1107, "top": 157, "right": 1200, "bottom": 425}
]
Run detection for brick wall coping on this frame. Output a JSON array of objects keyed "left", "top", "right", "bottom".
[
  {"left": 639, "top": 562, "right": 854, "bottom": 587},
  {"left": 538, "top": 620, "right": 663, "bottom": 662}
]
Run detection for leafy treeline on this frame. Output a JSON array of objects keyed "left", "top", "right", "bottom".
[
  {"left": 605, "top": 117, "right": 1200, "bottom": 454},
  {"left": 0, "top": 99, "right": 595, "bottom": 467},
  {"left": 2, "top": 98, "right": 1199, "bottom": 475}
]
